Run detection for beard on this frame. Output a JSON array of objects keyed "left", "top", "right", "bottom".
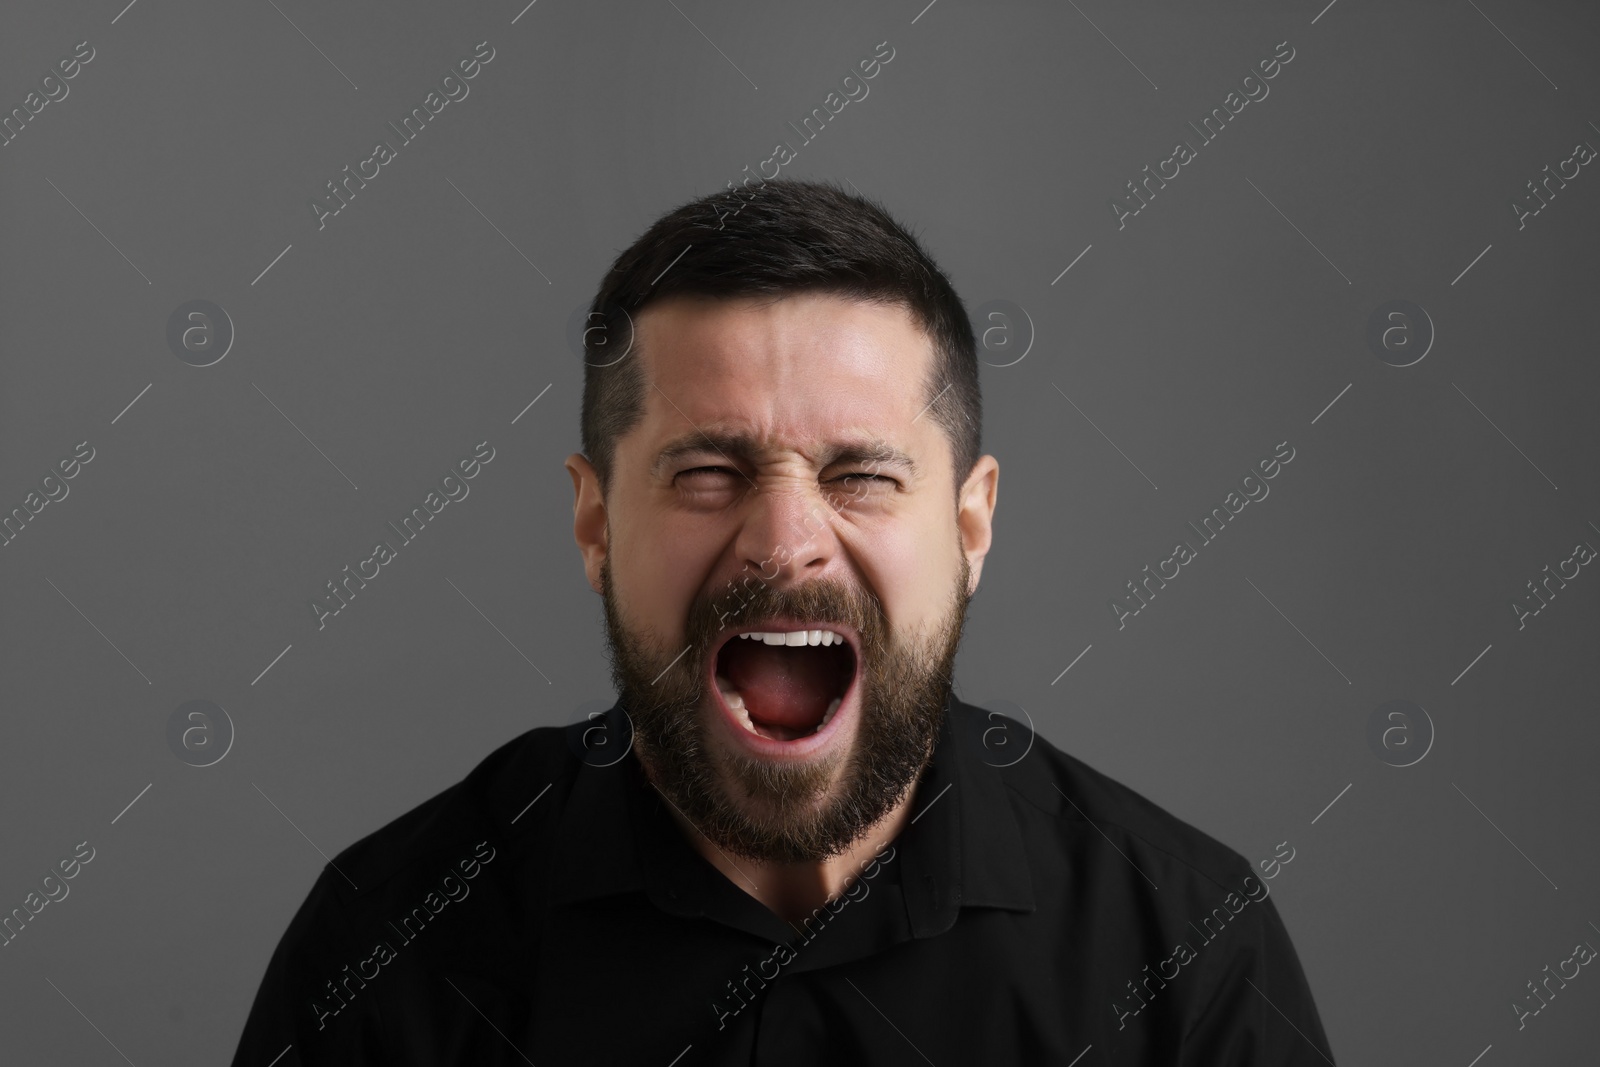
[{"left": 599, "top": 550, "right": 972, "bottom": 865}]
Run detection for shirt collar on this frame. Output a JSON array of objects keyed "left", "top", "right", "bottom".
[{"left": 543, "top": 696, "right": 1037, "bottom": 933}]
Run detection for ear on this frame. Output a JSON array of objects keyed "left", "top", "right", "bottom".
[
  {"left": 565, "top": 453, "right": 608, "bottom": 594},
  {"left": 956, "top": 454, "right": 999, "bottom": 596}
]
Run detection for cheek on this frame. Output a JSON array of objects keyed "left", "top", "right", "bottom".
[
  {"left": 612, "top": 509, "right": 724, "bottom": 630},
  {"left": 844, "top": 504, "right": 959, "bottom": 626}
]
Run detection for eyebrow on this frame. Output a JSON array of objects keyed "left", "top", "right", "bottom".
[{"left": 650, "top": 431, "right": 920, "bottom": 480}]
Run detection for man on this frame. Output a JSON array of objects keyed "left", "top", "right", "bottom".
[{"left": 232, "top": 180, "right": 1334, "bottom": 1065}]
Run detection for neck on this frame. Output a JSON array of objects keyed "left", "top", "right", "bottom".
[{"left": 658, "top": 783, "right": 918, "bottom": 927}]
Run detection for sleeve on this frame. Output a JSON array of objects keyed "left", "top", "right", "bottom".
[
  {"left": 1178, "top": 892, "right": 1335, "bottom": 1066},
  {"left": 229, "top": 872, "right": 387, "bottom": 1067}
]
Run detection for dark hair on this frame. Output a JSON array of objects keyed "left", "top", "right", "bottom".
[{"left": 580, "top": 178, "right": 981, "bottom": 497}]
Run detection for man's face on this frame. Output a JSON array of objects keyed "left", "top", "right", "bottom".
[{"left": 568, "top": 292, "right": 998, "bottom": 863}]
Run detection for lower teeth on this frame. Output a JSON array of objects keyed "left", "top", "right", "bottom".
[{"left": 715, "top": 675, "right": 841, "bottom": 738}]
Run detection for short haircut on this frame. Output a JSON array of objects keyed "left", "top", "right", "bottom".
[{"left": 579, "top": 178, "right": 980, "bottom": 497}]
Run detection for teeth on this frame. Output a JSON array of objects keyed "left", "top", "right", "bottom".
[
  {"left": 820, "top": 697, "right": 841, "bottom": 728},
  {"left": 715, "top": 675, "right": 844, "bottom": 739},
  {"left": 737, "top": 629, "right": 844, "bottom": 646}
]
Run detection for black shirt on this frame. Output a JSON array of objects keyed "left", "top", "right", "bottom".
[{"left": 231, "top": 699, "right": 1334, "bottom": 1065}]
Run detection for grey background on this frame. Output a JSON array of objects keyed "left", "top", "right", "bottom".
[{"left": 2, "top": 0, "right": 1597, "bottom": 1063}]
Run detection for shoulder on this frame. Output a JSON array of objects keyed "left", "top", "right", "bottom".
[
  {"left": 950, "top": 700, "right": 1259, "bottom": 897},
  {"left": 311, "top": 721, "right": 580, "bottom": 914}
]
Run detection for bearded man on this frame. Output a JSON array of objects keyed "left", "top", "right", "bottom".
[{"left": 232, "top": 179, "right": 1332, "bottom": 1066}]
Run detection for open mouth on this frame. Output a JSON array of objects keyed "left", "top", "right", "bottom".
[{"left": 710, "top": 624, "right": 859, "bottom": 744}]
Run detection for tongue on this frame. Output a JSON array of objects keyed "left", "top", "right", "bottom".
[{"left": 722, "top": 641, "right": 846, "bottom": 730}]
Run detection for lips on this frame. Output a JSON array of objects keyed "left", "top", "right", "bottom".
[{"left": 707, "top": 621, "right": 861, "bottom": 757}]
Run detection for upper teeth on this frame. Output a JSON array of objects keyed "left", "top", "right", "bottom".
[{"left": 738, "top": 629, "right": 844, "bottom": 646}]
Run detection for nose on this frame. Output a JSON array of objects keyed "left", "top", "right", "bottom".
[{"left": 733, "top": 479, "right": 841, "bottom": 585}]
